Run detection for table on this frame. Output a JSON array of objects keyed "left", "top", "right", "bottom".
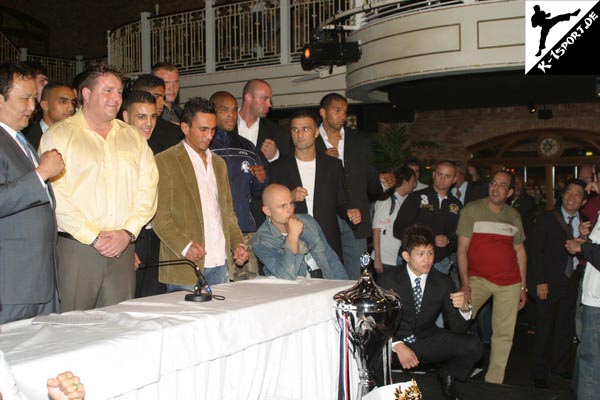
[{"left": 0, "top": 278, "right": 357, "bottom": 400}]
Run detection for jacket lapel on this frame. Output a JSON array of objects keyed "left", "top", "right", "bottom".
[{"left": 174, "top": 143, "right": 203, "bottom": 220}]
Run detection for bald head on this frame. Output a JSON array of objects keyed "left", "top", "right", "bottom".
[
  {"left": 262, "top": 183, "right": 291, "bottom": 206},
  {"left": 262, "top": 184, "right": 295, "bottom": 230}
]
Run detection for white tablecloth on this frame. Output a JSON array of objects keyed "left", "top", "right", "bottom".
[{"left": 0, "top": 278, "right": 357, "bottom": 400}]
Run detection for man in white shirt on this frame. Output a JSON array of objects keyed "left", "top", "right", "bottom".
[
  {"left": 270, "top": 110, "right": 361, "bottom": 262},
  {"left": 237, "top": 78, "right": 291, "bottom": 165},
  {"left": 153, "top": 97, "right": 249, "bottom": 289},
  {"left": 372, "top": 167, "right": 416, "bottom": 273},
  {"left": 316, "top": 93, "right": 384, "bottom": 279}
]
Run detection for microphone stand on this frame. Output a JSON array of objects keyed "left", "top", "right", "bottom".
[{"left": 139, "top": 259, "right": 213, "bottom": 302}]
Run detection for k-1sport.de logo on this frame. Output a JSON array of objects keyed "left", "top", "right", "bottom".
[{"left": 526, "top": 1, "right": 600, "bottom": 74}]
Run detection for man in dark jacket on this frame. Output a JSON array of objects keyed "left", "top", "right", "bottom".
[{"left": 210, "top": 91, "right": 267, "bottom": 280}]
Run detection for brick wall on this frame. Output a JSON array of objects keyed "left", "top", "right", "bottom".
[{"left": 404, "top": 101, "right": 600, "bottom": 163}]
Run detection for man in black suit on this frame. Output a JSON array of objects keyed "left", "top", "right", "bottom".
[
  {"left": 531, "top": 179, "right": 588, "bottom": 388},
  {"left": 451, "top": 163, "right": 487, "bottom": 206},
  {"left": 0, "top": 62, "right": 65, "bottom": 324},
  {"left": 377, "top": 224, "right": 482, "bottom": 400},
  {"left": 317, "top": 93, "right": 384, "bottom": 279},
  {"left": 237, "top": 78, "right": 291, "bottom": 166},
  {"left": 132, "top": 74, "right": 183, "bottom": 154},
  {"left": 509, "top": 174, "right": 537, "bottom": 242},
  {"left": 270, "top": 110, "right": 361, "bottom": 261},
  {"left": 122, "top": 90, "right": 167, "bottom": 298},
  {"left": 23, "top": 83, "right": 76, "bottom": 150}
]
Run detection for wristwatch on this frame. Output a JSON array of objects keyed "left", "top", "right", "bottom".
[{"left": 124, "top": 229, "right": 136, "bottom": 244}]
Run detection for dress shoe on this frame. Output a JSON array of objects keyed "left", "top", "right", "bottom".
[
  {"left": 437, "top": 374, "right": 463, "bottom": 400},
  {"left": 572, "top": 9, "right": 581, "bottom": 17},
  {"left": 533, "top": 378, "right": 549, "bottom": 389}
]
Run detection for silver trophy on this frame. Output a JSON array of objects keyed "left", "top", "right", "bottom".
[{"left": 334, "top": 253, "right": 401, "bottom": 399}]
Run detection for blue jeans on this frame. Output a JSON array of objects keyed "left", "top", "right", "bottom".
[
  {"left": 337, "top": 216, "right": 367, "bottom": 280},
  {"left": 166, "top": 263, "right": 229, "bottom": 292},
  {"left": 577, "top": 305, "right": 600, "bottom": 400}
]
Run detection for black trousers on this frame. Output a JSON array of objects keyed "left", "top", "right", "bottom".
[
  {"left": 408, "top": 329, "right": 483, "bottom": 381},
  {"left": 532, "top": 274, "right": 580, "bottom": 379},
  {"left": 375, "top": 328, "right": 482, "bottom": 385},
  {"left": 134, "top": 227, "right": 167, "bottom": 298}
]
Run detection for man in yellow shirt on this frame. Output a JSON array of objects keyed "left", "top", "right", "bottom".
[{"left": 39, "top": 64, "right": 158, "bottom": 312}]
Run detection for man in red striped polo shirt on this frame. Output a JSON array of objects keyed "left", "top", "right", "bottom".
[{"left": 456, "top": 170, "right": 527, "bottom": 384}]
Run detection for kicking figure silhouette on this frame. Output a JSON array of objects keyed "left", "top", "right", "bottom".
[{"left": 531, "top": 5, "right": 581, "bottom": 57}]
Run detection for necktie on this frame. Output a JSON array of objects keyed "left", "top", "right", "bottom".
[
  {"left": 413, "top": 277, "right": 423, "bottom": 315},
  {"left": 456, "top": 188, "right": 462, "bottom": 198},
  {"left": 15, "top": 131, "right": 37, "bottom": 165},
  {"left": 404, "top": 277, "right": 423, "bottom": 344},
  {"left": 565, "top": 216, "right": 575, "bottom": 278}
]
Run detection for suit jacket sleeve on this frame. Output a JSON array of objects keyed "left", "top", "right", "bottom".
[
  {"left": 335, "top": 158, "right": 352, "bottom": 219},
  {"left": 440, "top": 275, "right": 470, "bottom": 334},
  {"left": 393, "top": 192, "right": 419, "bottom": 239},
  {"left": 152, "top": 153, "right": 193, "bottom": 255},
  {"left": 530, "top": 213, "right": 548, "bottom": 285},
  {"left": 364, "top": 138, "right": 384, "bottom": 201},
  {"left": 0, "top": 166, "right": 49, "bottom": 218}
]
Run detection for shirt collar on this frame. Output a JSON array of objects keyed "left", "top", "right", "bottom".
[
  {"left": 561, "top": 206, "right": 579, "bottom": 222},
  {"left": 0, "top": 121, "right": 17, "bottom": 138},
  {"left": 318, "top": 123, "right": 345, "bottom": 143},
  {"left": 183, "top": 140, "right": 212, "bottom": 163},
  {"left": 238, "top": 115, "right": 259, "bottom": 130},
  {"left": 406, "top": 265, "right": 428, "bottom": 286},
  {"left": 40, "top": 119, "right": 50, "bottom": 134}
]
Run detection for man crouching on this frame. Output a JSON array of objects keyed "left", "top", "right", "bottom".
[{"left": 252, "top": 184, "right": 349, "bottom": 280}]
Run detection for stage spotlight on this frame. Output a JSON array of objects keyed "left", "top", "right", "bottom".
[{"left": 301, "top": 41, "right": 361, "bottom": 71}]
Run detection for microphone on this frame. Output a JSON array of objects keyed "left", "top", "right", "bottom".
[{"left": 139, "top": 259, "right": 213, "bottom": 302}]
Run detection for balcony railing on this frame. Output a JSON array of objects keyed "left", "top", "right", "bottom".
[
  {"left": 0, "top": 31, "right": 107, "bottom": 85},
  {"left": 108, "top": 0, "right": 359, "bottom": 76}
]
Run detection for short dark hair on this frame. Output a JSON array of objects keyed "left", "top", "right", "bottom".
[
  {"left": 133, "top": 74, "right": 165, "bottom": 91},
  {"left": 393, "top": 166, "right": 416, "bottom": 188},
  {"left": 0, "top": 62, "right": 36, "bottom": 98},
  {"left": 564, "top": 178, "right": 589, "bottom": 200},
  {"left": 181, "top": 97, "right": 215, "bottom": 126},
  {"left": 290, "top": 109, "right": 318, "bottom": 126},
  {"left": 402, "top": 224, "right": 435, "bottom": 254},
  {"left": 209, "top": 91, "right": 235, "bottom": 105},
  {"left": 242, "top": 79, "right": 270, "bottom": 98},
  {"left": 80, "top": 63, "right": 124, "bottom": 94},
  {"left": 124, "top": 90, "right": 156, "bottom": 112},
  {"left": 151, "top": 62, "right": 178, "bottom": 73},
  {"left": 41, "top": 83, "right": 73, "bottom": 101},
  {"left": 22, "top": 60, "right": 47, "bottom": 77},
  {"left": 319, "top": 92, "right": 347, "bottom": 109}
]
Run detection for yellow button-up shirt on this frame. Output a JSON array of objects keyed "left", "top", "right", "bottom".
[{"left": 39, "top": 110, "right": 158, "bottom": 245}]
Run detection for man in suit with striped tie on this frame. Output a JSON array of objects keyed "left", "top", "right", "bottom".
[{"left": 0, "top": 62, "right": 65, "bottom": 324}]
